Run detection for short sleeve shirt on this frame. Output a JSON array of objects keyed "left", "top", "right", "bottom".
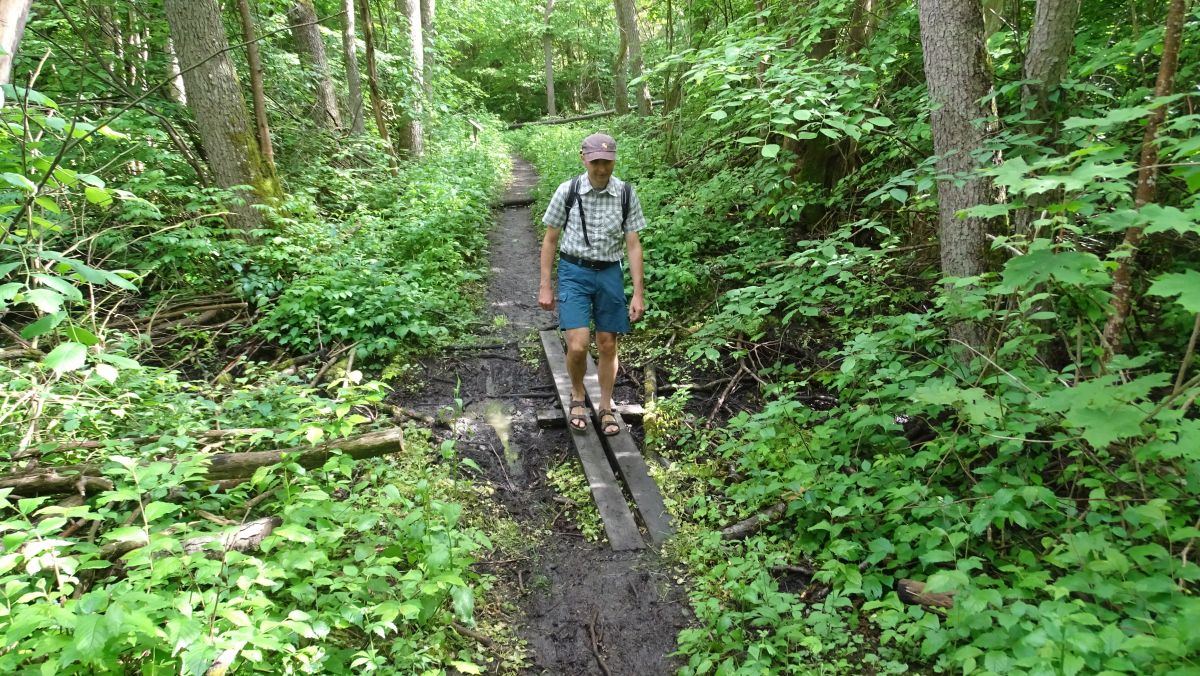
[{"left": 542, "top": 173, "right": 646, "bottom": 262}]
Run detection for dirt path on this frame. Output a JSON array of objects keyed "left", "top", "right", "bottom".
[{"left": 393, "top": 157, "right": 689, "bottom": 674}]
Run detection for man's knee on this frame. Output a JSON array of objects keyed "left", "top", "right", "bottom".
[
  {"left": 596, "top": 332, "right": 618, "bottom": 357},
  {"left": 565, "top": 329, "right": 591, "bottom": 356}
]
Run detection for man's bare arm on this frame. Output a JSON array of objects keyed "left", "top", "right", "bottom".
[
  {"left": 625, "top": 231, "right": 645, "bottom": 322},
  {"left": 539, "top": 227, "right": 561, "bottom": 311}
]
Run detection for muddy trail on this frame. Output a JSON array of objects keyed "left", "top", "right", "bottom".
[{"left": 391, "top": 157, "right": 690, "bottom": 675}]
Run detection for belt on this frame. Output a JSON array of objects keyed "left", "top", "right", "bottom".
[{"left": 559, "top": 252, "right": 619, "bottom": 270}]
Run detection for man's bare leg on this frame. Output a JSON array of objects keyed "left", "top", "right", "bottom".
[
  {"left": 564, "top": 328, "right": 591, "bottom": 429},
  {"left": 596, "top": 332, "right": 619, "bottom": 431}
]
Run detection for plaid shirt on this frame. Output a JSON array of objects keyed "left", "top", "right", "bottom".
[{"left": 542, "top": 173, "right": 646, "bottom": 262}]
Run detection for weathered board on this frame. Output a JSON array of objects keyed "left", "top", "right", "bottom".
[
  {"left": 539, "top": 331, "right": 644, "bottom": 551},
  {"left": 582, "top": 354, "right": 675, "bottom": 545}
]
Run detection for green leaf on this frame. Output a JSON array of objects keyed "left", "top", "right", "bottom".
[
  {"left": 142, "top": 501, "right": 180, "bottom": 522},
  {"left": 73, "top": 613, "right": 110, "bottom": 657},
  {"left": 43, "top": 341, "right": 87, "bottom": 374},
  {"left": 761, "top": 143, "right": 781, "bottom": 159},
  {"left": 32, "top": 274, "right": 83, "bottom": 302},
  {"left": 451, "top": 662, "right": 483, "bottom": 675},
  {"left": 1063, "top": 105, "right": 1152, "bottom": 130},
  {"left": 20, "top": 312, "right": 64, "bottom": 340},
  {"left": 21, "top": 288, "right": 64, "bottom": 313},
  {"left": 451, "top": 585, "right": 475, "bottom": 625},
  {"left": 1, "top": 172, "right": 36, "bottom": 192},
  {"left": 64, "top": 326, "right": 100, "bottom": 346},
  {"left": 736, "top": 136, "right": 763, "bottom": 144},
  {"left": 84, "top": 186, "right": 113, "bottom": 207},
  {"left": 94, "top": 363, "right": 118, "bottom": 384},
  {"left": 1141, "top": 204, "right": 1200, "bottom": 235},
  {"left": 1147, "top": 270, "right": 1200, "bottom": 312},
  {"left": 709, "top": 110, "right": 728, "bottom": 121},
  {"left": 888, "top": 188, "right": 908, "bottom": 203}
]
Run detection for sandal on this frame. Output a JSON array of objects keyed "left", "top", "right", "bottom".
[
  {"left": 568, "top": 400, "right": 588, "bottom": 433},
  {"left": 598, "top": 409, "right": 621, "bottom": 437}
]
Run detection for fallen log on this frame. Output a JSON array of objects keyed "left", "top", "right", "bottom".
[
  {"left": 0, "top": 428, "right": 405, "bottom": 496},
  {"left": 98, "top": 516, "right": 282, "bottom": 562},
  {"left": 895, "top": 578, "right": 956, "bottom": 610},
  {"left": 720, "top": 501, "right": 788, "bottom": 540},
  {"left": 506, "top": 102, "right": 663, "bottom": 129}
]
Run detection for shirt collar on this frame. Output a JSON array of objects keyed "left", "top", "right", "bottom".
[{"left": 578, "top": 173, "right": 620, "bottom": 196}]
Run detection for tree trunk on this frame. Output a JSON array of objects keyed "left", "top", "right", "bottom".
[
  {"left": 0, "top": 428, "right": 406, "bottom": 496},
  {"left": 357, "top": 0, "right": 395, "bottom": 157},
  {"left": 420, "top": 0, "right": 435, "bottom": 103},
  {"left": 544, "top": 0, "right": 557, "bottom": 116},
  {"left": 0, "top": 0, "right": 33, "bottom": 86},
  {"left": 164, "top": 37, "right": 187, "bottom": 105},
  {"left": 396, "top": 0, "right": 424, "bottom": 157},
  {"left": 1023, "top": 0, "right": 1082, "bottom": 116},
  {"left": 341, "top": 0, "right": 365, "bottom": 134},
  {"left": 613, "top": 0, "right": 650, "bottom": 115},
  {"left": 165, "top": 0, "right": 280, "bottom": 232},
  {"left": 289, "top": 0, "right": 343, "bottom": 130},
  {"left": 848, "top": 0, "right": 875, "bottom": 55},
  {"left": 1101, "top": 0, "right": 1186, "bottom": 363},
  {"left": 235, "top": 0, "right": 275, "bottom": 167},
  {"left": 918, "top": 0, "right": 993, "bottom": 349},
  {"left": 613, "top": 4, "right": 629, "bottom": 115}
]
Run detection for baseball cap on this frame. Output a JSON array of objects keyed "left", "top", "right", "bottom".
[{"left": 581, "top": 133, "right": 617, "bottom": 162}]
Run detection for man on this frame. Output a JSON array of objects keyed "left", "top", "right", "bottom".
[{"left": 538, "top": 132, "right": 646, "bottom": 436}]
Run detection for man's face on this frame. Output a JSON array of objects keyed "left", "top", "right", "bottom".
[{"left": 582, "top": 156, "right": 614, "bottom": 187}]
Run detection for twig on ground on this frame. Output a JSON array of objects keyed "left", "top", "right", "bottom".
[{"left": 585, "top": 608, "right": 612, "bottom": 676}]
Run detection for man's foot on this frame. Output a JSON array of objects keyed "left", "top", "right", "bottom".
[
  {"left": 598, "top": 409, "right": 621, "bottom": 436},
  {"left": 569, "top": 400, "right": 588, "bottom": 432}
]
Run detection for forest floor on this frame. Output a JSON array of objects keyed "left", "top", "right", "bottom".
[{"left": 390, "top": 157, "right": 691, "bottom": 675}]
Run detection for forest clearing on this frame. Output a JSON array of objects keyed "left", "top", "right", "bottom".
[{"left": 1, "top": 0, "right": 1199, "bottom": 674}]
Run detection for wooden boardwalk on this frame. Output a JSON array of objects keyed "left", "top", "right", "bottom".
[{"left": 540, "top": 330, "right": 675, "bottom": 550}]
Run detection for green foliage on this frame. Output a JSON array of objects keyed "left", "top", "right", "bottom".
[{"left": 0, "top": 423, "right": 493, "bottom": 673}]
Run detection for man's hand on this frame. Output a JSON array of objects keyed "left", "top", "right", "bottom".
[
  {"left": 629, "top": 293, "right": 645, "bottom": 323},
  {"left": 539, "top": 284, "right": 555, "bottom": 311}
]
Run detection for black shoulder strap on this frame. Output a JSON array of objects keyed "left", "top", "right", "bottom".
[
  {"left": 563, "top": 176, "right": 580, "bottom": 226},
  {"left": 621, "top": 182, "right": 632, "bottom": 226},
  {"left": 563, "top": 176, "right": 590, "bottom": 246}
]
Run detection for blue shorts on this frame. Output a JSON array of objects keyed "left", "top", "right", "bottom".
[{"left": 558, "top": 258, "right": 630, "bottom": 334}]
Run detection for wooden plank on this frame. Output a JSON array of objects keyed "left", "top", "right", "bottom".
[
  {"left": 539, "top": 331, "right": 644, "bottom": 551},
  {"left": 582, "top": 355, "right": 675, "bottom": 545}
]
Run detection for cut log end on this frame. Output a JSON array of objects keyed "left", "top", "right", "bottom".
[{"left": 896, "top": 578, "right": 956, "bottom": 610}]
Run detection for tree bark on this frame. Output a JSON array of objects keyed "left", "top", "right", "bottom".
[
  {"left": 1101, "top": 0, "right": 1186, "bottom": 363},
  {"left": 420, "top": 0, "right": 435, "bottom": 103},
  {"left": 0, "top": 0, "right": 33, "bottom": 86},
  {"left": 613, "top": 0, "right": 650, "bottom": 115},
  {"left": 357, "top": 0, "right": 395, "bottom": 157},
  {"left": 1023, "top": 0, "right": 1082, "bottom": 116},
  {"left": 396, "top": 0, "right": 424, "bottom": 157},
  {"left": 0, "top": 428, "right": 406, "bottom": 496},
  {"left": 544, "top": 0, "right": 557, "bottom": 116},
  {"left": 164, "top": 37, "right": 187, "bottom": 105},
  {"left": 613, "top": 5, "right": 629, "bottom": 114},
  {"left": 235, "top": 0, "right": 275, "bottom": 167},
  {"left": 289, "top": 0, "right": 343, "bottom": 130},
  {"left": 918, "top": 0, "right": 993, "bottom": 349},
  {"left": 341, "top": 0, "right": 365, "bottom": 134},
  {"left": 896, "top": 579, "right": 956, "bottom": 610},
  {"left": 848, "top": 0, "right": 875, "bottom": 55},
  {"left": 720, "top": 502, "right": 787, "bottom": 540},
  {"left": 165, "top": 0, "right": 280, "bottom": 231}
]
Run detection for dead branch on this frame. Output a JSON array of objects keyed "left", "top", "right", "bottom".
[
  {"left": 895, "top": 578, "right": 956, "bottom": 610},
  {"left": 720, "top": 501, "right": 788, "bottom": 540},
  {"left": 0, "top": 428, "right": 405, "bottom": 496}
]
